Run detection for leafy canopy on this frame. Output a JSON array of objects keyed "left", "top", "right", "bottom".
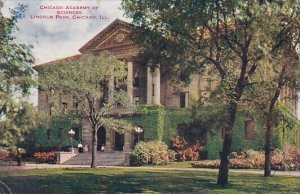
[
  {"left": 40, "top": 52, "right": 131, "bottom": 132},
  {"left": 0, "top": 2, "right": 36, "bottom": 148}
]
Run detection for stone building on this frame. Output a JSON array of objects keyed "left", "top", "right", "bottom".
[{"left": 34, "top": 19, "right": 300, "bottom": 156}]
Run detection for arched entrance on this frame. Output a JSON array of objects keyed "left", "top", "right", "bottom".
[{"left": 97, "top": 127, "right": 106, "bottom": 151}]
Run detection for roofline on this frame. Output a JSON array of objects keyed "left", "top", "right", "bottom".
[
  {"left": 79, "top": 18, "right": 133, "bottom": 53},
  {"left": 33, "top": 54, "right": 82, "bottom": 71}
]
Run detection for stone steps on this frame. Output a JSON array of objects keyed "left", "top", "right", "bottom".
[{"left": 62, "top": 152, "right": 125, "bottom": 166}]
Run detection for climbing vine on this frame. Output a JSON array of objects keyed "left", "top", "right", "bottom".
[
  {"left": 125, "top": 105, "right": 191, "bottom": 144},
  {"left": 34, "top": 113, "right": 81, "bottom": 150}
]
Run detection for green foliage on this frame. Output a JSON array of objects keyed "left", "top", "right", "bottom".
[
  {"left": 40, "top": 52, "right": 130, "bottom": 132},
  {"left": 275, "top": 103, "right": 300, "bottom": 146},
  {"left": 125, "top": 105, "right": 190, "bottom": 143},
  {"left": 205, "top": 109, "right": 299, "bottom": 160},
  {"left": 34, "top": 113, "right": 81, "bottom": 150},
  {"left": 130, "top": 141, "right": 173, "bottom": 166},
  {"left": 0, "top": 101, "right": 37, "bottom": 149},
  {"left": 131, "top": 104, "right": 299, "bottom": 160},
  {"left": 39, "top": 53, "right": 132, "bottom": 167},
  {"left": 0, "top": 3, "right": 36, "bottom": 149},
  {"left": 163, "top": 109, "right": 191, "bottom": 144},
  {"left": 125, "top": 105, "right": 165, "bottom": 141}
]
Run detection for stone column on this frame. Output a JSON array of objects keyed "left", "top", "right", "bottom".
[
  {"left": 108, "top": 75, "right": 114, "bottom": 104},
  {"left": 105, "top": 129, "right": 113, "bottom": 152},
  {"left": 82, "top": 119, "right": 92, "bottom": 148},
  {"left": 127, "top": 61, "right": 133, "bottom": 105},
  {"left": 152, "top": 66, "right": 161, "bottom": 105},
  {"left": 123, "top": 131, "right": 132, "bottom": 152},
  {"left": 185, "top": 92, "right": 189, "bottom": 107},
  {"left": 146, "top": 66, "right": 153, "bottom": 104}
]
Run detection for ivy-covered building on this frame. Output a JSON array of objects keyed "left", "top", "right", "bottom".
[
  {"left": 34, "top": 19, "right": 218, "bottom": 153},
  {"left": 34, "top": 19, "right": 300, "bottom": 158}
]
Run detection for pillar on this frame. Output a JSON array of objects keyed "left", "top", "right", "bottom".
[
  {"left": 105, "top": 129, "right": 113, "bottom": 152},
  {"left": 127, "top": 61, "right": 133, "bottom": 105},
  {"left": 147, "top": 66, "right": 153, "bottom": 104},
  {"left": 123, "top": 131, "right": 132, "bottom": 152},
  {"left": 152, "top": 66, "right": 161, "bottom": 105}
]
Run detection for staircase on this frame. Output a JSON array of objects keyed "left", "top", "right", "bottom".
[{"left": 62, "top": 151, "right": 125, "bottom": 166}]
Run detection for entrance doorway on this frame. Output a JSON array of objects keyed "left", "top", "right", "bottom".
[
  {"left": 97, "top": 127, "right": 106, "bottom": 151},
  {"left": 114, "top": 132, "right": 124, "bottom": 151}
]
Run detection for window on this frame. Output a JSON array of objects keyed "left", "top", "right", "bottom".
[
  {"left": 244, "top": 119, "right": 256, "bottom": 140},
  {"left": 62, "top": 102, "right": 67, "bottom": 113},
  {"left": 49, "top": 103, "right": 54, "bottom": 116},
  {"left": 73, "top": 127, "right": 80, "bottom": 141},
  {"left": 179, "top": 92, "right": 188, "bottom": 108},
  {"left": 133, "top": 71, "right": 140, "bottom": 87}
]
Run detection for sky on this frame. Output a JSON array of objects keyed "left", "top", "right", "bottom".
[{"left": 2, "top": 0, "right": 128, "bottom": 65}]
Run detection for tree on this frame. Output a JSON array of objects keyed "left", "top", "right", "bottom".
[
  {"left": 262, "top": 56, "right": 299, "bottom": 177},
  {"left": 40, "top": 52, "right": 131, "bottom": 168},
  {"left": 251, "top": 49, "right": 300, "bottom": 177},
  {"left": 0, "top": 2, "right": 36, "bottom": 148},
  {"left": 122, "top": 0, "right": 300, "bottom": 185}
]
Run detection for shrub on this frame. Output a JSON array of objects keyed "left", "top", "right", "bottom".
[
  {"left": 0, "top": 150, "right": 11, "bottom": 161},
  {"left": 168, "top": 150, "right": 176, "bottom": 162},
  {"left": 130, "top": 141, "right": 172, "bottom": 166},
  {"left": 282, "top": 145, "right": 300, "bottom": 170},
  {"left": 170, "top": 136, "right": 202, "bottom": 161},
  {"left": 191, "top": 160, "right": 219, "bottom": 168},
  {"left": 192, "top": 147, "right": 300, "bottom": 171},
  {"left": 34, "top": 151, "right": 56, "bottom": 163}
]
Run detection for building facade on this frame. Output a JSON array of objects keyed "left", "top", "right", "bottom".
[{"left": 34, "top": 19, "right": 300, "bottom": 154}]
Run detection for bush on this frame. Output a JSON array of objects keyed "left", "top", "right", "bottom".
[
  {"left": 192, "top": 147, "right": 300, "bottom": 171},
  {"left": 0, "top": 150, "right": 11, "bottom": 161},
  {"left": 168, "top": 150, "right": 176, "bottom": 162},
  {"left": 34, "top": 151, "right": 56, "bottom": 163},
  {"left": 170, "top": 136, "right": 202, "bottom": 161},
  {"left": 282, "top": 145, "right": 300, "bottom": 170},
  {"left": 130, "top": 141, "right": 173, "bottom": 166}
]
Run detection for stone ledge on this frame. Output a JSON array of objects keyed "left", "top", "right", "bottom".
[{"left": 56, "top": 151, "right": 78, "bottom": 164}]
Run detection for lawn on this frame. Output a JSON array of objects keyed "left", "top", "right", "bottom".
[{"left": 0, "top": 168, "right": 299, "bottom": 194}]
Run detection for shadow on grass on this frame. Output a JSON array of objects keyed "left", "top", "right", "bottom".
[{"left": 1, "top": 169, "right": 300, "bottom": 194}]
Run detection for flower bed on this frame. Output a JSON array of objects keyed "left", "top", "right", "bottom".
[
  {"left": 191, "top": 159, "right": 286, "bottom": 170},
  {"left": 192, "top": 146, "right": 300, "bottom": 171},
  {"left": 170, "top": 136, "right": 202, "bottom": 161},
  {"left": 0, "top": 150, "right": 11, "bottom": 161},
  {"left": 34, "top": 151, "right": 57, "bottom": 163}
]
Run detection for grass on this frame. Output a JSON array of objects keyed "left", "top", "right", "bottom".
[
  {"left": 157, "top": 161, "right": 193, "bottom": 168},
  {"left": 0, "top": 168, "right": 299, "bottom": 194}
]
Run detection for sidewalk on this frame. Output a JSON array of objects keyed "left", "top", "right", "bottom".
[{"left": 1, "top": 163, "right": 300, "bottom": 177}]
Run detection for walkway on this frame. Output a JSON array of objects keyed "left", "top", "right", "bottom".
[{"left": 1, "top": 163, "right": 300, "bottom": 177}]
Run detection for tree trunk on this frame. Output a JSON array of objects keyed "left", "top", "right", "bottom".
[
  {"left": 217, "top": 101, "right": 238, "bottom": 186},
  {"left": 264, "top": 113, "right": 272, "bottom": 177},
  {"left": 91, "top": 128, "right": 97, "bottom": 168}
]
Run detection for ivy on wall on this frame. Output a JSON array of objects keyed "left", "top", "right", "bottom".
[
  {"left": 125, "top": 105, "right": 191, "bottom": 144},
  {"left": 34, "top": 113, "right": 82, "bottom": 150},
  {"left": 163, "top": 110, "right": 191, "bottom": 144},
  {"left": 205, "top": 103, "right": 300, "bottom": 160},
  {"left": 276, "top": 102, "right": 300, "bottom": 146},
  {"left": 33, "top": 103, "right": 299, "bottom": 156}
]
